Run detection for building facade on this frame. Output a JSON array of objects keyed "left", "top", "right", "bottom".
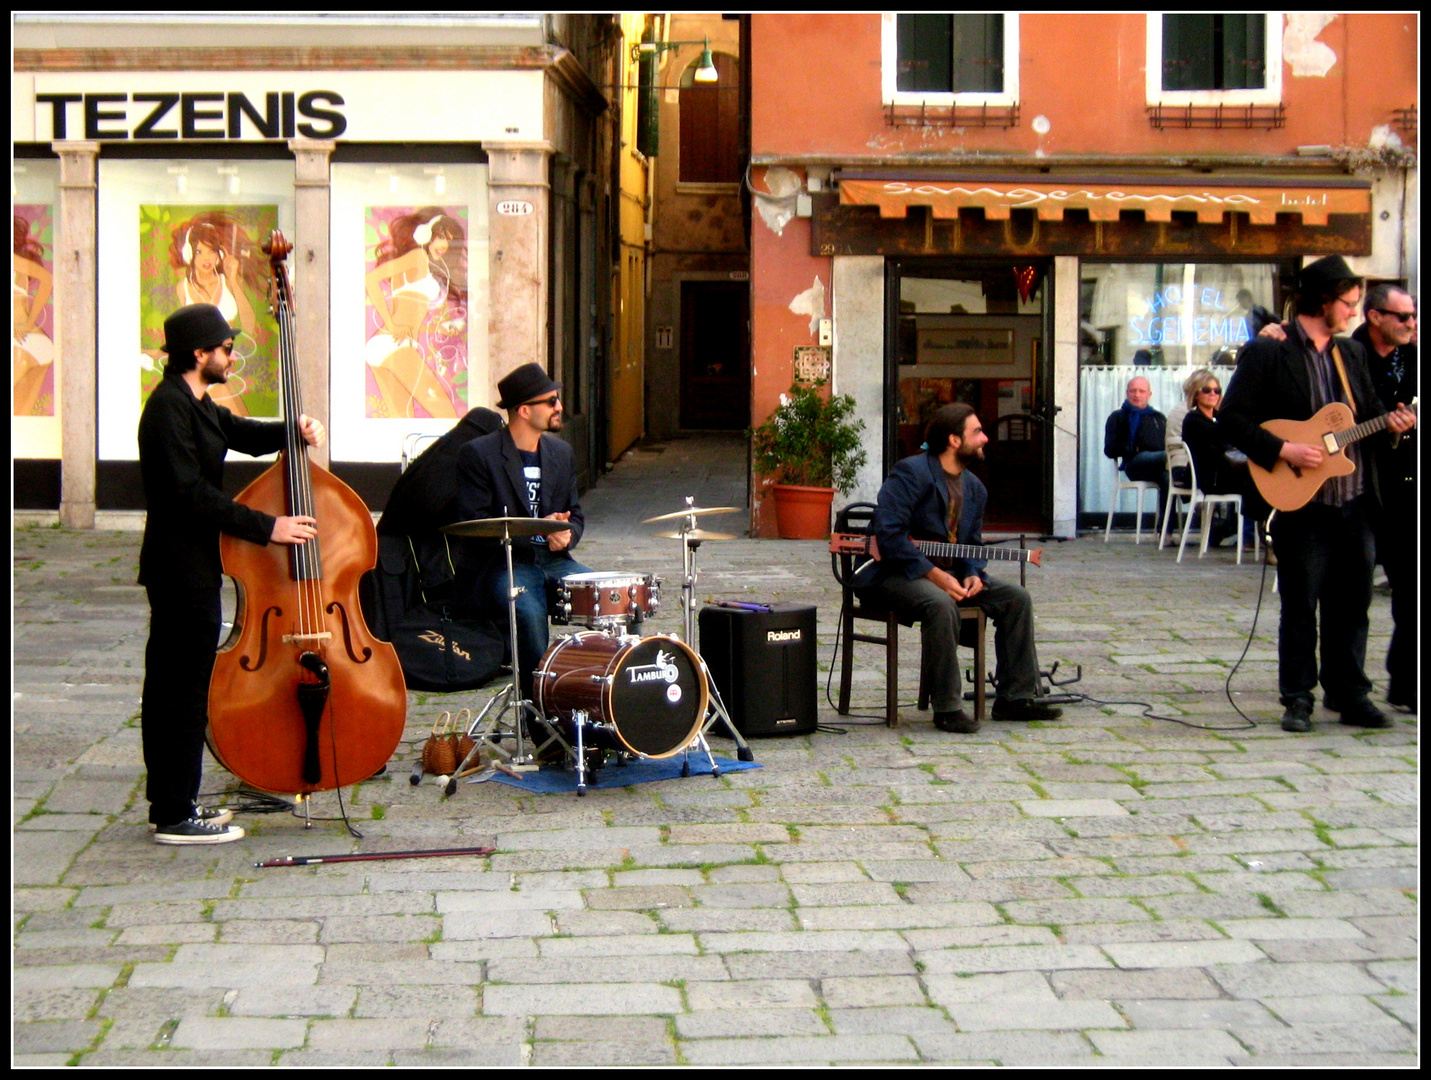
[
  {"left": 13, "top": 13, "right": 624, "bottom": 524},
  {"left": 747, "top": 13, "right": 1417, "bottom": 536}
]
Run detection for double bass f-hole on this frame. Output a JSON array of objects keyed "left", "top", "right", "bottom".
[
  {"left": 326, "top": 600, "right": 373, "bottom": 664},
  {"left": 239, "top": 604, "right": 284, "bottom": 671}
]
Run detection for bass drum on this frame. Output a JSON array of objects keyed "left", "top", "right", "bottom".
[{"left": 534, "top": 632, "right": 708, "bottom": 759}]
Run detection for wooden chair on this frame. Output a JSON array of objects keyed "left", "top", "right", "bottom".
[{"left": 831, "top": 503, "right": 987, "bottom": 727}]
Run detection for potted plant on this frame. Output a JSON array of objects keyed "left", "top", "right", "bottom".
[{"left": 750, "top": 380, "right": 868, "bottom": 539}]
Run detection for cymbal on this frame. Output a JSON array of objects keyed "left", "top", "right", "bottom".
[
  {"left": 654, "top": 528, "right": 738, "bottom": 542},
  {"left": 641, "top": 505, "right": 743, "bottom": 524},
  {"left": 442, "top": 516, "right": 575, "bottom": 538}
]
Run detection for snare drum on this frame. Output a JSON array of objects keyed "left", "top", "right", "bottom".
[
  {"left": 553, "top": 571, "right": 660, "bottom": 629},
  {"left": 534, "top": 632, "right": 708, "bottom": 758}
]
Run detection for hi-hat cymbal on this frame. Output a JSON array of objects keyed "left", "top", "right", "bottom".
[
  {"left": 442, "top": 516, "right": 575, "bottom": 538},
  {"left": 641, "top": 505, "right": 742, "bottom": 524},
  {"left": 654, "top": 528, "right": 737, "bottom": 541}
]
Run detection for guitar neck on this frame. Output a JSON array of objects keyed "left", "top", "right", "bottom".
[
  {"left": 912, "top": 539, "right": 1030, "bottom": 564},
  {"left": 1334, "top": 411, "right": 1394, "bottom": 450}
]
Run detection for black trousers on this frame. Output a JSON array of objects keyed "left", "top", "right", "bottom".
[
  {"left": 141, "top": 586, "right": 222, "bottom": 826},
  {"left": 1376, "top": 491, "right": 1417, "bottom": 702},
  {"left": 1269, "top": 497, "right": 1376, "bottom": 707}
]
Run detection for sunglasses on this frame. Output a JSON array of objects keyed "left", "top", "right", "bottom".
[
  {"left": 1200, "top": 386, "right": 1222, "bottom": 395},
  {"left": 1373, "top": 309, "right": 1417, "bottom": 324},
  {"left": 524, "top": 394, "right": 560, "bottom": 409}
]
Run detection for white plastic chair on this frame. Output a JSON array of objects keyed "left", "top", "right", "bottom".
[
  {"left": 1158, "top": 441, "right": 1193, "bottom": 549},
  {"left": 400, "top": 432, "right": 441, "bottom": 473},
  {"left": 1103, "top": 462, "right": 1161, "bottom": 544},
  {"left": 1166, "top": 444, "right": 1259, "bottom": 565}
]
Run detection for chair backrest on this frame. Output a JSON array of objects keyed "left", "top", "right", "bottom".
[
  {"left": 1166, "top": 442, "right": 1196, "bottom": 495},
  {"left": 832, "top": 502, "right": 878, "bottom": 588}
]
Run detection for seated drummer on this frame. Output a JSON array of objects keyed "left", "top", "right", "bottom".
[{"left": 455, "top": 363, "right": 592, "bottom": 695}]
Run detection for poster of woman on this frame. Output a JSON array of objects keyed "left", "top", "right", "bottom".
[
  {"left": 138, "top": 205, "right": 280, "bottom": 416},
  {"left": 363, "top": 205, "right": 468, "bottom": 419},
  {"left": 14, "top": 209, "right": 56, "bottom": 417}
]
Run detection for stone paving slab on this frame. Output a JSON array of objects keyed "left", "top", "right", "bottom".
[{"left": 10, "top": 432, "right": 1418, "bottom": 1066}]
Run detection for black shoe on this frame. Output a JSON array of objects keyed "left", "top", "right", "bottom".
[
  {"left": 1280, "top": 698, "right": 1313, "bottom": 732},
  {"left": 991, "top": 698, "right": 1064, "bottom": 722},
  {"left": 153, "top": 815, "right": 246, "bottom": 846},
  {"left": 1337, "top": 698, "right": 1393, "bottom": 729},
  {"left": 933, "top": 709, "right": 980, "bottom": 734},
  {"left": 148, "top": 804, "right": 233, "bottom": 832},
  {"left": 1386, "top": 687, "right": 1417, "bottom": 713},
  {"left": 1321, "top": 693, "right": 1343, "bottom": 714}
]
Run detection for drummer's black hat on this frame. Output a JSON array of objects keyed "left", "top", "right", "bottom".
[
  {"left": 496, "top": 363, "right": 562, "bottom": 410},
  {"left": 161, "top": 304, "right": 240, "bottom": 367}
]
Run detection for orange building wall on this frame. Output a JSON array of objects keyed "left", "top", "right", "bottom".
[{"left": 751, "top": 14, "right": 1417, "bottom": 159}]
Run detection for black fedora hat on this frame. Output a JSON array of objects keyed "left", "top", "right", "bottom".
[
  {"left": 161, "top": 304, "right": 241, "bottom": 357},
  {"left": 496, "top": 362, "right": 562, "bottom": 410},
  {"left": 1298, "top": 255, "right": 1360, "bottom": 296}
]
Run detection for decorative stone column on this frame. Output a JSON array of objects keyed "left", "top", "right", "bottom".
[
  {"left": 1052, "top": 255, "right": 1080, "bottom": 538},
  {"left": 55, "top": 141, "right": 99, "bottom": 530},
  {"left": 485, "top": 140, "right": 553, "bottom": 404},
  {"left": 289, "top": 139, "right": 335, "bottom": 469}
]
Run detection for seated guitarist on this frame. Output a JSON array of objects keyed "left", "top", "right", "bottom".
[
  {"left": 853, "top": 403, "right": 1062, "bottom": 734},
  {"left": 1220, "top": 255, "right": 1416, "bottom": 734}
]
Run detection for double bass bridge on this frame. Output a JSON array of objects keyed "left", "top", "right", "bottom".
[{"left": 282, "top": 632, "right": 333, "bottom": 645}]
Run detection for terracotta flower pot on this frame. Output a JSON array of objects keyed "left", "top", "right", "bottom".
[{"left": 769, "top": 484, "right": 836, "bottom": 540}]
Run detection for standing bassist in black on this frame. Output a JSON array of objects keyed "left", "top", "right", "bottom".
[{"left": 853, "top": 403, "right": 1062, "bottom": 733}]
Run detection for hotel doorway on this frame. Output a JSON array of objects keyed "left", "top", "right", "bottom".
[{"left": 885, "top": 259, "right": 1054, "bottom": 534}]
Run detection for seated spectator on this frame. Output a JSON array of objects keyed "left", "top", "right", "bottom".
[
  {"left": 1179, "top": 373, "right": 1267, "bottom": 546},
  {"left": 1165, "top": 367, "right": 1215, "bottom": 461},
  {"left": 1103, "top": 375, "right": 1168, "bottom": 513}
]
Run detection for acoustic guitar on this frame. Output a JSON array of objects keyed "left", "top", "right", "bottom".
[
  {"left": 1248, "top": 398, "right": 1417, "bottom": 513},
  {"left": 830, "top": 533, "right": 1042, "bottom": 568}
]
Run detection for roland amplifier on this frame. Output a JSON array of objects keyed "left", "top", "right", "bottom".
[{"left": 698, "top": 603, "right": 817, "bottom": 737}]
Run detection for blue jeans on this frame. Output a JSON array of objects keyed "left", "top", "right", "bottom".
[{"left": 486, "top": 547, "right": 592, "bottom": 693}]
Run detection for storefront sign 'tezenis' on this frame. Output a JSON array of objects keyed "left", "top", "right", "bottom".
[{"left": 35, "top": 91, "right": 346, "bottom": 141}]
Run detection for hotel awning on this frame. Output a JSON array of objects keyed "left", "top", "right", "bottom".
[{"left": 838, "top": 176, "right": 1371, "bottom": 227}]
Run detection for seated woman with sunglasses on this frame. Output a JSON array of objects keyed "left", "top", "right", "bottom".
[{"left": 1179, "top": 376, "right": 1267, "bottom": 545}]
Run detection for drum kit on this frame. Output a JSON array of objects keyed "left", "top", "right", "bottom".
[{"left": 438, "top": 498, "right": 754, "bottom": 795}]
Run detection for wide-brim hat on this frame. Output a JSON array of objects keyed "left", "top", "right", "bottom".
[
  {"left": 496, "top": 362, "right": 562, "bottom": 410},
  {"left": 1298, "top": 255, "right": 1360, "bottom": 296},
  {"left": 161, "top": 304, "right": 241, "bottom": 357}
]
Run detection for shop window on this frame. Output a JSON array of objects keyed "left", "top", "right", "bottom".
[
  {"left": 678, "top": 52, "right": 741, "bottom": 184},
  {"left": 883, "top": 13, "right": 1019, "bottom": 105},
  {"left": 1147, "top": 14, "right": 1282, "bottom": 105},
  {"left": 14, "top": 157, "right": 61, "bottom": 456},
  {"left": 1076, "top": 261, "right": 1285, "bottom": 518},
  {"left": 96, "top": 156, "right": 295, "bottom": 462},
  {"left": 330, "top": 161, "right": 489, "bottom": 463}
]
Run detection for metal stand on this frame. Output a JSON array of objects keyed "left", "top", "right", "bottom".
[{"left": 664, "top": 502, "right": 755, "bottom": 764}]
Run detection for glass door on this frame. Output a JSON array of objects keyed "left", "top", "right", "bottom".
[{"left": 885, "top": 259, "right": 1053, "bottom": 534}]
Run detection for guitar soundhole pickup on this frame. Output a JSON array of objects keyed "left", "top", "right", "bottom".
[{"left": 1322, "top": 434, "right": 1341, "bottom": 454}]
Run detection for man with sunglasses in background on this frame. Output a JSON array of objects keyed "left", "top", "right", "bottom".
[
  {"left": 455, "top": 363, "right": 591, "bottom": 699},
  {"left": 1353, "top": 285, "right": 1417, "bottom": 713},
  {"left": 1222, "top": 257, "right": 1416, "bottom": 733}
]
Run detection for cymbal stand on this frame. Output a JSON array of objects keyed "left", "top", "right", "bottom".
[
  {"left": 669, "top": 502, "right": 755, "bottom": 763},
  {"left": 453, "top": 518, "right": 547, "bottom": 776}
]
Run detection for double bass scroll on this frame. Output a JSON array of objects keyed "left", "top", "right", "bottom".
[{"left": 206, "top": 230, "right": 407, "bottom": 796}]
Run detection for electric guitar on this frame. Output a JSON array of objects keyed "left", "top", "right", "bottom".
[
  {"left": 1249, "top": 398, "right": 1417, "bottom": 513},
  {"left": 830, "top": 532, "right": 1042, "bottom": 568}
]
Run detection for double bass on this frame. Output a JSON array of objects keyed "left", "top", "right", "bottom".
[{"left": 207, "top": 232, "right": 407, "bottom": 796}]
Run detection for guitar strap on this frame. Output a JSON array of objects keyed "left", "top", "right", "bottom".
[{"left": 1329, "top": 343, "right": 1358, "bottom": 419}]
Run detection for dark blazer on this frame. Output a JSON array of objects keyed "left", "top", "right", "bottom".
[
  {"left": 1219, "top": 329, "right": 1388, "bottom": 504},
  {"left": 1103, "top": 405, "right": 1167, "bottom": 462},
  {"left": 853, "top": 451, "right": 988, "bottom": 588},
  {"left": 453, "top": 427, "right": 584, "bottom": 574},
  {"left": 137, "top": 367, "right": 286, "bottom": 590}
]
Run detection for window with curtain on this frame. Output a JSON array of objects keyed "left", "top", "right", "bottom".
[
  {"left": 896, "top": 14, "right": 1005, "bottom": 95},
  {"left": 678, "top": 51, "right": 741, "bottom": 184},
  {"left": 1161, "top": 14, "right": 1268, "bottom": 92}
]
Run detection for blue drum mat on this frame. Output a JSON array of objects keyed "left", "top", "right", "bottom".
[{"left": 488, "top": 755, "right": 760, "bottom": 794}]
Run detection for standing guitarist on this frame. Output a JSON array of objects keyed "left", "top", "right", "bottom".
[
  {"left": 1220, "top": 256, "right": 1416, "bottom": 733},
  {"left": 853, "top": 403, "right": 1061, "bottom": 734}
]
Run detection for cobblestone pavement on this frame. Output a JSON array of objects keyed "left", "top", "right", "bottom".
[{"left": 13, "top": 433, "right": 1418, "bottom": 1066}]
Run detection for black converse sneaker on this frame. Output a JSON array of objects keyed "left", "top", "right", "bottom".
[
  {"left": 153, "top": 815, "right": 245, "bottom": 845},
  {"left": 149, "top": 805, "right": 233, "bottom": 832}
]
